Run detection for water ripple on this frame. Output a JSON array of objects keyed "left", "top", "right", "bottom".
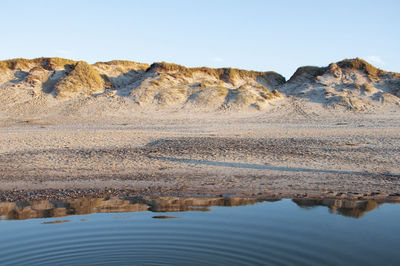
[{"left": 0, "top": 199, "right": 399, "bottom": 265}]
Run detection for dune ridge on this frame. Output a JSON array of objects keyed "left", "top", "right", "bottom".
[
  {"left": 0, "top": 57, "right": 399, "bottom": 123},
  {"left": 283, "top": 58, "right": 400, "bottom": 110}
]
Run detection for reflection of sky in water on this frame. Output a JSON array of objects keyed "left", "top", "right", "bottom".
[{"left": 0, "top": 199, "right": 399, "bottom": 265}]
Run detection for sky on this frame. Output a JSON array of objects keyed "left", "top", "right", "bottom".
[{"left": 1, "top": 0, "right": 399, "bottom": 78}]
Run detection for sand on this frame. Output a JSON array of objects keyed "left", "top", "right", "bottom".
[{"left": 1, "top": 109, "right": 399, "bottom": 202}]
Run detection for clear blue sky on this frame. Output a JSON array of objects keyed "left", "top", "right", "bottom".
[{"left": 1, "top": 0, "right": 399, "bottom": 78}]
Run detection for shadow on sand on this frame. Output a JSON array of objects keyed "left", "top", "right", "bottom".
[{"left": 146, "top": 155, "right": 400, "bottom": 178}]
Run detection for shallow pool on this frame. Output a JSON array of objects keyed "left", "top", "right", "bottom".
[{"left": 0, "top": 198, "right": 399, "bottom": 265}]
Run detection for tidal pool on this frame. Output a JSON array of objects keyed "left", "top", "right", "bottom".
[{"left": 0, "top": 197, "right": 399, "bottom": 265}]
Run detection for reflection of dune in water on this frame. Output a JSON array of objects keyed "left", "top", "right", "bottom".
[
  {"left": 0, "top": 197, "right": 267, "bottom": 220},
  {"left": 292, "top": 198, "right": 381, "bottom": 218},
  {"left": 0, "top": 198, "right": 149, "bottom": 220},
  {"left": 0, "top": 196, "right": 389, "bottom": 220}
]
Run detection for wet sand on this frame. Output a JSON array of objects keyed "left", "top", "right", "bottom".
[{"left": 1, "top": 113, "right": 400, "bottom": 202}]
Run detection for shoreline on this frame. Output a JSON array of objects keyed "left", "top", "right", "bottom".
[{"left": 1, "top": 187, "right": 400, "bottom": 203}]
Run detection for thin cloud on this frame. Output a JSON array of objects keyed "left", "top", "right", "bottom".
[
  {"left": 55, "top": 50, "right": 71, "bottom": 56},
  {"left": 212, "top": 57, "right": 223, "bottom": 62},
  {"left": 365, "top": 56, "right": 384, "bottom": 65}
]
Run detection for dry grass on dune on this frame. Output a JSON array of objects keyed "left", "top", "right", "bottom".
[
  {"left": 336, "top": 58, "right": 384, "bottom": 81},
  {"left": 40, "top": 57, "right": 76, "bottom": 70},
  {"left": 147, "top": 61, "right": 285, "bottom": 85},
  {"left": 55, "top": 61, "right": 104, "bottom": 97},
  {"left": 0, "top": 57, "right": 76, "bottom": 71},
  {"left": 94, "top": 60, "right": 150, "bottom": 71},
  {"left": 0, "top": 58, "right": 42, "bottom": 71}
]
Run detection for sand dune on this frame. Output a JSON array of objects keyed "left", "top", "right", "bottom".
[
  {"left": 1, "top": 57, "right": 398, "bottom": 125},
  {"left": 281, "top": 58, "right": 400, "bottom": 110}
]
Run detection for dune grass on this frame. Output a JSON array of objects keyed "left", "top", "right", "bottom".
[
  {"left": 0, "top": 58, "right": 40, "bottom": 71},
  {"left": 215, "top": 86, "right": 229, "bottom": 96},
  {"left": 362, "top": 83, "right": 375, "bottom": 93},
  {"left": 0, "top": 57, "right": 76, "bottom": 71},
  {"left": 337, "top": 58, "right": 384, "bottom": 81},
  {"left": 55, "top": 61, "right": 104, "bottom": 97},
  {"left": 94, "top": 60, "right": 149, "bottom": 71},
  {"left": 148, "top": 62, "right": 285, "bottom": 85}
]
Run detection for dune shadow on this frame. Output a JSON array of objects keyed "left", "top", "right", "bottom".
[
  {"left": 99, "top": 70, "right": 145, "bottom": 98},
  {"left": 10, "top": 71, "right": 29, "bottom": 84},
  {"left": 146, "top": 155, "right": 400, "bottom": 178},
  {"left": 41, "top": 70, "right": 66, "bottom": 95}
]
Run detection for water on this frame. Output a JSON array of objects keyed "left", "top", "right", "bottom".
[{"left": 0, "top": 197, "right": 399, "bottom": 265}]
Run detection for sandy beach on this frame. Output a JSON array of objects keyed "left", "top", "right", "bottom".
[{"left": 1, "top": 110, "right": 399, "bottom": 202}]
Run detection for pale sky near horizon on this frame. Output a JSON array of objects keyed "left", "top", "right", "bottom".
[{"left": 1, "top": 0, "right": 399, "bottom": 78}]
